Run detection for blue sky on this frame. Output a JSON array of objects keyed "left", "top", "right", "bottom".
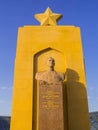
[{"left": 0, "top": 0, "right": 98, "bottom": 116}]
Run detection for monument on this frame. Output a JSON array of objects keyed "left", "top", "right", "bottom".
[
  {"left": 36, "top": 57, "right": 64, "bottom": 130},
  {"left": 10, "top": 7, "right": 90, "bottom": 130}
]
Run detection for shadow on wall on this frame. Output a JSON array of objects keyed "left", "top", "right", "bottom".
[
  {"left": 63, "top": 68, "right": 90, "bottom": 130},
  {"left": 65, "top": 68, "right": 88, "bottom": 100}
]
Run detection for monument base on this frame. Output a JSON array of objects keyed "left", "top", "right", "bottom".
[{"left": 38, "top": 81, "right": 64, "bottom": 130}]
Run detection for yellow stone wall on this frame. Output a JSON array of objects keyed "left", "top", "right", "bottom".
[{"left": 10, "top": 26, "right": 90, "bottom": 130}]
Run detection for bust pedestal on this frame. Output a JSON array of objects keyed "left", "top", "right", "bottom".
[{"left": 37, "top": 81, "right": 64, "bottom": 130}]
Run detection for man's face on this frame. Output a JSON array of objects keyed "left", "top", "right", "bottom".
[{"left": 47, "top": 57, "right": 55, "bottom": 67}]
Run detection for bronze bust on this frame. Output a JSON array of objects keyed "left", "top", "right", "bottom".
[{"left": 35, "top": 57, "right": 65, "bottom": 83}]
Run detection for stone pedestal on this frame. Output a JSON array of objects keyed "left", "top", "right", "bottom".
[{"left": 38, "top": 81, "right": 64, "bottom": 130}]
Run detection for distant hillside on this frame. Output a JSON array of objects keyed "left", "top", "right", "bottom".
[
  {"left": 90, "top": 111, "right": 98, "bottom": 130},
  {"left": 0, "top": 116, "right": 10, "bottom": 130},
  {"left": 0, "top": 112, "right": 98, "bottom": 130}
]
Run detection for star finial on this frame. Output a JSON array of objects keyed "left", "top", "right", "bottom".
[{"left": 34, "top": 7, "right": 62, "bottom": 26}]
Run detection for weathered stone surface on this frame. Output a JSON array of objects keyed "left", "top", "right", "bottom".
[{"left": 38, "top": 81, "right": 64, "bottom": 130}]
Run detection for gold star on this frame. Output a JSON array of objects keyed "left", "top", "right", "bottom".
[{"left": 34, "top": 7, "right": 62, "bottom": 26}]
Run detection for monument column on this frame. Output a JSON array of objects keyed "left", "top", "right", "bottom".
[{"left": 10, "top": 7, "right": 90, "bottom": 130}]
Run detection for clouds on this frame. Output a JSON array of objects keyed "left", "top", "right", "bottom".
[
  {"left": 0, "top": 86, "right": 12, "bottom": 100},
  {"left": 0, "top": 86, "right": 8, "bottom": 90},
  {"left": 0, "top": 85, "right": 12, "bottom": 115},
  {"left": 85, "top": 85, "right": 98, "bottom": 112},
  {"left": 88, "top": 96, "right": 98, "bottom": 100},
  {"left": 89, "top": 87, "right": 94, "bottom": 91},
  {"left": 0, "top": 86, "right": 12, "bottom": 103},
  {"left": 87, "top": 85, "right": 94, "bottom": 91},
  {"left": 0, "top": 99, "right": 6, "bottom": 104},
  {"left": 0, "top": 86, "right": 12, "bottom": 90}
]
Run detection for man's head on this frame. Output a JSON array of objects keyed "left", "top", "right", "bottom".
[{"left": 46, "top": 57, "right": 55, "bottom": 68}]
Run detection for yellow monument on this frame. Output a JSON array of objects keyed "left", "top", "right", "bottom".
[{"left": 10, "top": 7, "right": 90, "bottom": 130}]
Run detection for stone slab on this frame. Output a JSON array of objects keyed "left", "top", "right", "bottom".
[{"left": 38, "top": 81, "right": 64, "bottom": 130}]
